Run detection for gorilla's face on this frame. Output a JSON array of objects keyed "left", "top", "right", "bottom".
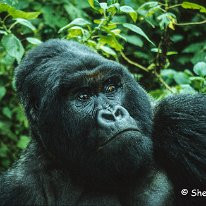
[{"left": 15, "top": 40, "right": 153, "bottom": 186}]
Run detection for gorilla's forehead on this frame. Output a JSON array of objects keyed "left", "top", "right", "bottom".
[
  {"left": 15, "top": 39, "right": 130, "bottom": 93},
  {"left": 58, "top": 64, "right": 125, "bottom": 90},
  {"left": 44, "top": 46, "right": 126, "bottom": 82},
  {"left": 52, "top": 49, "right": 123, "bottom": 74}
]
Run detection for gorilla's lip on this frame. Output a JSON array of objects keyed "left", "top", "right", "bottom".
[{"left": 98, "top": 128, "right": 140, "bottom": 150}]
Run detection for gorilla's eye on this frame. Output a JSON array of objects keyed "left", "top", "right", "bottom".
[
  {"left": 77, "top": 89, "right": 91, "bottom": 101},
  {"left": 104, "top": 76, "right": 121, "bottom": 94},
  {"left": 105, "top": 84, "right": 117, "bottom": 93},
  {"left": 78, "top": 93, "right": 90, "bottom": 101}
]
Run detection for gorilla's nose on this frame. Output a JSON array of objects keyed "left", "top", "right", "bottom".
[{"left": 97, "top": 105, "right": 130, "bottom": 127}]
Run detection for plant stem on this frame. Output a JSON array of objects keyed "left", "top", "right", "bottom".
[
  {"left": 168, "top": 4, "right": 182, "bottom": 9},
  {"left": 153, "top": 70, "right": 174, "bottom": 93},
  {"left": 175, "top": 19, "right": 206, "bottom": 26},
  {"left": 120, "top": 51, "right": 148, "bottom": 72}
]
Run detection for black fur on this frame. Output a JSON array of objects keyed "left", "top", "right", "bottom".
[
  {"left": 0, "top": 39, "right": 205, "bottom": 206},
  {"left": 153, "top": 94, "right": 206, "bottom": 205}
]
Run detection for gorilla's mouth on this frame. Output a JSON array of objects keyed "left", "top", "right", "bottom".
[{"left": 98, "top": 128, "right": 140, "bottom": 150}]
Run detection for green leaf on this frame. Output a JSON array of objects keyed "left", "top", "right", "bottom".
[
  {"left": 137, "top": 2, "right": 160, "bottom": 17},
  {"left": 123, "top": 23, "right": 155, "bottom": 46},
  {"left": 0, "top": 3, "right": 40, "bottom": 19},
  {"left": 0, "top": 30, "right": 7, "bottom": 35},
  {"left": 157, "top": 13, "right": 176, "bottom": 30},
  {"left": 26, "top": 37, "right": 42, "bottom": 45},
  {"left": 120, "top": 6, "right": 137, "bottom": 22},
  {"left": 122, "top": 34, "right": 143, "bottom": 47},
  {"left": 99, "top": 35, "right": 123, "bottom": 51},
  {"left": 100, "top": 3, "right": 107, "bottom": 11},
  {"left": 2, "top": 107, "right": 12, "bottom": 119},
  {"left": 94, "top": 18, "right": 107, "bottom": 24},
  {"left": 1, "top": 34, "right": 24, "bottom": 64},
  {"left": 166, "top": 51, "right": 178, "bottom": 56},
  {"left": 41, "top": 6, "right": 67, "bottom": 28},
  {"left": 0, "top": 122, "right": 16, "bottom": 140},
  {"left": 88, "top": 0, "right": 100, "bottom": 9},
  {"left": 138, "top": 1, "right": 159, "bottom": 10},
  {"left": 149, "top": 89, "right": 170, "bottom": 99},
  {"left": 87, "top": 40, "right": 97, "bottom": 48},
  {"left": 17, "top": 135, "right": 30, "bottom": 149},
  {"left": 181, "top": 2, "right": 206, "bottom": 13},
  {"left": 100, "top": 45, "right": 116, "bottom": 56},
  {"left": 174, "top": 72, "right": 191, "bottom": 85},
  {"left": 107, "top": 0, "right": 118, "bottom": 6},
  {"left": 183, "top": 42, "right": 203, "bottom": 53},
  {"left": 151, "top": 48, "right": 162, "bottom": 53},
  {"left": 0, "top": 86, "right": 6, "bottom": 100},
  {"left": 59, "top": 18, "right": 90, "bottom": 33},
  {"left": 176, "top": 84, "right": 196, "bottom": 94},
  {"left": 193, "top": 62, "right": 206, "bottom": 77},
  {"left": 107, "top": 3, "right": 120, "bottom": 15},
  {"left": 15, "top": 18, "right": 36, "bottom": 31},
  {"left": 67, "top": 26, "right": 84, "bottom": 38},
  {"left": 190, "top": 76, "right": 205, "bottom": 90}
]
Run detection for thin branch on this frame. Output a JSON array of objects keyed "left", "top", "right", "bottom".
[
  {"left": 120, "top": 51, "right": 174, "bottom": 92},
  {"left": 153, "top": 70, "right": 174, "bottom": 93},
  {"left": 120, "top": 51, "right": 148, "bottom": 72},
  {"left": 168, "top": 4, "right": 182, "bottom": 9},
  {"left": 175, "top": 19, "right": 206, "bottom": 26}
]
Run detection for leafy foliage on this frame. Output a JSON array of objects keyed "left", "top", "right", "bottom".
[{"left": 0, "top": 0, "right": 206, "bottom": 170}]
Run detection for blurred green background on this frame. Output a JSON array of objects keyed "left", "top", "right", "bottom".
[{"left": 0, "top": 0, "right": 206, "bottom": 171}]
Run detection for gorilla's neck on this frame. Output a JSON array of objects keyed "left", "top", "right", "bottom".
[{"left": 27, "top": 140, "right": 173, "bottom": 205}]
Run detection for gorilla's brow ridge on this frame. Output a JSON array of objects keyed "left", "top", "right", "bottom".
[{"left": 59, "top": 66, "right": 123, "bottom": 91}]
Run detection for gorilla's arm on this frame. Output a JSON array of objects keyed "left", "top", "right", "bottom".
[
  {"left": 153, "top": 94, "right": 206, "bottom": 191},
  {"left": 0, "top": 142, "right": 84, "bottom": 206}
]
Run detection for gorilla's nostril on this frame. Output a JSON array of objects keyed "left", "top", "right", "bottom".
[
  {"left": 113, "top": 106, "right": 129, "bottom": 120},
  {"left": 114, "top": 108, "right": 123, "bottom": 118},
  {"left": 97, "top": 106, "right": 130, "bottom": 128},
  {"left": 102, "top": 113, "right": 115, "bottom": 121}
]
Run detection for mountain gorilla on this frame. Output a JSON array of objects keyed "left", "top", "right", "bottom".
[{"left": 0, "top": 39, "right": 206, "bottom": 206}]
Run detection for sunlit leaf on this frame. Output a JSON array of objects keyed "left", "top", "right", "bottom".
[
  {"left": 100, "top": 3, "right": 107, "bottom": 11},
  {"left": 190, "top": 76, "right": 205, "bottom": 90},
  {"left": 1, "top": 34, "right": 24, "bottom": 64},
  {"left": 100, "top": 45, "right": 117, "bottom": 56},
  {"left": 0, "top": 3, "right": 40, "bottom": 19},
  {"left": 110, "top": 29, "right": 121, "bottom": 35},
  {"left": 181, "top": 2, "right": 206, "bottom": 13},
  {"left": 26, "top": 37, "right": 42, "bottom": 45},
  {"left": 88, "top": 0, "right": 100, "bottom": 9},
  {"left": 157, "top": 13, "right": 176, "bottom": 30},
  {"left": 67, "top": 26, "right": 84, "bottom": 38},
  {"left": 99, "top": 35, "right": 123, "bottom": 51},
  {"left": 15, "top": 18, "right": 36, "bottom": 31},
  {"left": 17, "top": 135, "right": 30, "bottom": 149},
  {"left": 120, "top": 6, "right": 137, "bottom": 22},
  {"left": 59, "top": 18, "right": 90, "bottom": 33},
  {"left": 193, "top": 62, "right": 206, "bottom": 77},
  {"left": 166, "top": 51, "right": 178, "bottom": 55},
  {"left": 174, "top": 72, "right": 191, "bottom": 85},
  {"left": 123, "top": 23, "right": 155, "bottom": 46},
  {"left": 107, "top": 3, "right": 120, "bottom": 15},
  {"left": 0, "top": 30, "right": 7, "bottom": 35},
  {"left": 122, "top": 34, "right": 143, "bottom": 47}
]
